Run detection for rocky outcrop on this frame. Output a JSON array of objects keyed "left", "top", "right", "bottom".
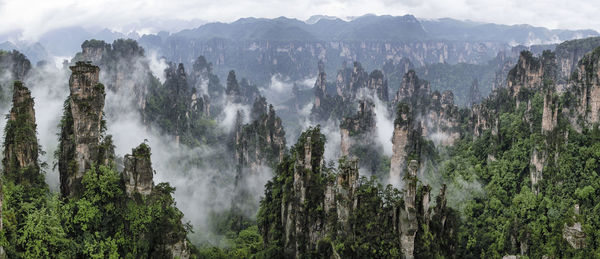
[
  {"left": 541, "top": 87, "right": 559, "bottom": 133},
  {"left": 492, "top": 50, "right": 518, "bottom": 91},
  {"left": 311, "top": 65, "right": 346, "bottom": 122},
  {"left": 389, "top": 103, "right": 413, "bottom": 187},
  {"left": 469, "top": 78, "right": 482, "bottom": 107},
  {"left": 339, "top": 99, "right": 389, "bottom": 173},
  {"left": 225, "top": 70, "right": 260, "bottom": 105},
  {"left": 232, "top": 96, "right": 286, "bottom": 218},
  {"left": 262, "top": 128, "right": 359, "bottom": 257},
  {"left": 79, "top": 39, "right": 111, "bottom": 64},
  {"left": 340, "top": 99, "right": 376, "bottom": 137},
  {"left": 423, "top": 90, "right": 461, "bottom": 146},
  {"left": 394, "top": 70, "right": 430, "bottom": 105},
  {"left": 367, "top": 69, "right": 389, "bottom": 102},
  {"left": 144, "top": 61, "right": 218, "bottom": 146},
  {"left": 120, "top": 142, "right": 191, "bottom": 258},
  {"left": 188, "top": 56, "right": 217, "bottom": 116},
  {"left": 506, "top": 51, "right": 557, "bottom": 108},
  {"left": 568, "top": 47, "right": 600, "bottom": 128},
  {"left": 529, "top": 148, "right": 545, "bottom": 195},
  {"left": 335, "top": 62, "right": 388, "bottom": 102},
  {"left": 555, "top": 37, "right": 600, "bottom": 81},
  {"left": 2, "top": 81, "right": 40, "bottom": 183},
  {"left": 73, "top": 39, "right": 152, "bottom": 111},
  {"left": 563, "top": 205, "right": 586, "bottom": 249},
  {"left": 59, "top": 61, "right": 108, "bottom": 198},
  {"left": 314, "top": 69, "right": 328, "bottom": 109},
  {"left": 285, "top": 130, "right": 327, "bottom": 257},
  {"left": 0, "top": 50, "right": 31, "bottom": 82},
  {"left": 164, "top": 63, "right": 190, "bottom": 145},
  {"left": 123, "top": 143, "right": 154, "bottom": 197},
  {"left": 260, "top": 126, "right": 456, "bottom": 258},
  {"left": 335, "top": 157, "right": 359, "bottom": 233},
  {"left": 400, "top": 160, "right": 419, "bottom": 259},
  {"left": 140, "top": 37, "right": 509, "bottom": 86},
  {"left": 0, "top": 81, "right": 41, "bottom": 259},
  {"left": 390, "top": 71, "right": 460, "bottom": 182},
  {"left": 235, "top": 96, "right": 286, "bottom": 174},
  {"left": 383, "top": 58, "right": 414, "bottom": 90}
]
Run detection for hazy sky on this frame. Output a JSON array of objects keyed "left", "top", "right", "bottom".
[{"left": 1, "top": 0, "right": 599, "bottom": 41}]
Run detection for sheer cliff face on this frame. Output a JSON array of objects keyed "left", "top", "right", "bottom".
[
  {"left": 555, "top": 37, "right": 600, "bottom": 80},
  {"left": 1, "top": 81, "right": 40, "bottom": 252},
  {"left": 335, "top": 62, "right": 388, "bottom": 102},
  {"left": 394, "top": 70, "right": 430, "bottom": 105},
  {"left": 339, "top": 99, "right": 384, "bottom": 173},
  {"left": 73, "top": 39, "right": 152, "bottom": 111},
  {"left": 164, "top": 63, "right": 189, "bottom": 143},
  {"left": 140, "top": 38, "right": 508, "bottom": 86},
  {"left": 284, "top": 130, "right": 327, "bottom": 257},
  {"left": 121, "top": 143, "right": 191, "bottom": 258},
  {"left": 235, "top": 96, "right": 286, "bottom": 174},
  {"left": 469, "top": 79, "right": 482, "bottom": 107},
  {"left": 311, "top": 69, "right": 338, "bottom": 122},
  {"left": 59, "top": 62, "right": 106, "bottom": 197},
  {"left": 259, "top": 127, "right": 453, "bottom": 258},
  {"left": 280, "top": 134, "right": 359, "bottom": 257},
  {"left": 368, "top": 69, "right": 389, "bottom": 102},
  {"left": 400, "top": 160, "right": 419, "bottom": 259},
  {"left": 569, "top": 48, "right": 600, "bottom": 128},
  {"left": 123, "top": 144, "right": 154, "bottom": 197},
  {"left": 389, "top": 70, "right": 462, "bottom": 187},
  {"left": 188, "top": 56, "right": 215, "bottom": 116},
  {"left": 0, "top": 50, "right": 31, "bottom": 83},
  {"left": 312, "top": 62, "right": 389, "bottom": 123},
  {"left": 506, "top": 51, "right": 557, "bottom": 106},
  {"left": 389, "top": 104, "right": 412, "bottom": 187},
  {"left": 225, "top": 70, "right": 260, "bottom": 106},
  {"left": 392, "top": 70, "right": 460, "bottom": 149}
]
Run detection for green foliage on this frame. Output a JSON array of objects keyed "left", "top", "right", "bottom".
[
  {"left": 197, "top": 226, "right": 263, "bottom": 259},
  {"left": 145, "top": 63, "right": 223, "bottom": 147}
]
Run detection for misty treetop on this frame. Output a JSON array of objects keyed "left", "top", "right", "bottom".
[{"left": 3, "top": 24, "right": 600, "bottom": 259}]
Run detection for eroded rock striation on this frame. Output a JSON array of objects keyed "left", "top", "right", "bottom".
[
  {"left": 259, "top": 127, "right": 453, "bottom": 258},
  {"left": 59, "top": 61, "right": 110, "bottom": 198},
  {"left": 400, "top": 160, "right": 419, "bottom": 259},
  {"left": 2, "top": 81, "right": 40, "bottom": 184},
  {"left": 123, "top": 143, "right": 154, "bottom": 197},
  {"left": 563, "top": 205, "right": 586, "bottom": 249},
  {"left": 389, "top": 70, "right": 460, "bottom": 185},
  {"left": 568, "top": 47, "right": 600, "bottom": 128},
  {"left": 1, "top": 81, "right": 44, "bottom": 259},
  {"left": 122, "top": 142, "right": 191, "bottom": 258},
  {"left": 235, "top": 96, "right": 286, "bottom": 171},
  {"left": 73, "top": 39, "right": 153, "bottom": 111},
  {"left": 312, "top": 61, "right": 390, "bottom": 123},
  {"left": 339, "top": 99, "right": 385, "bottom": 173}
]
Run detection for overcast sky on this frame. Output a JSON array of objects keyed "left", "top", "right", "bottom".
[{"left": 1, "top": 0, "right": 599, "bottom": 41}]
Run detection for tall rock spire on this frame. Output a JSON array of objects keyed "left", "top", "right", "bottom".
[
  {"left": 59, "top": 61, "right": 107, "bottom": 197},
  {"left": 2, "top": 81, "right": 41, "bottom": 184},
  {"left": 1, "top": 81, "right": 42, "bottom": 259},
  {"left": 122, "top": 143, "right": 154, "bottom": 197}
]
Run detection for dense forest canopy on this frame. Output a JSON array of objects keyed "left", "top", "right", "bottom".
[{"left": 1, "top": 15, "right": 600, "bottom": 259}]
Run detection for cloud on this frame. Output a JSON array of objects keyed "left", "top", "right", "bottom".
[
  {"left": 147, "top": 51, "right": 167, "bottom": 84},
  {"left": 1, "top": 0, "right": 600, "bottom": 42},
  {"left": 25, "top": 64, "right": 70, "bottom": 190}
]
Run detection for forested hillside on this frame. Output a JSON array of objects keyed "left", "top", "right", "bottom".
[{"left": 1, "top": 25, "right": 600, "bottom": 258}]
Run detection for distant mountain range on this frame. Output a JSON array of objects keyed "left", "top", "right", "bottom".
[
  {"left": 171, "top": 14, "right": 598, "bottom": 43},
  {"left": 1, "top": 14, "right": 598, "bottom": 63}
]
